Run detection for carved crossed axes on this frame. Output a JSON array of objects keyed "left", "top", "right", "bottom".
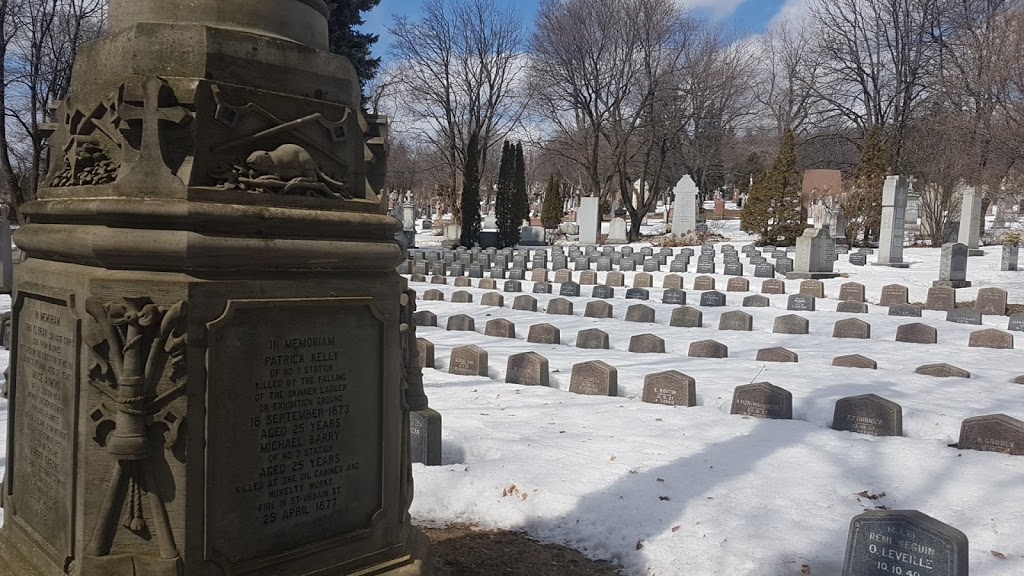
[{"left": 84, "top": 297, "right": 187, "bottom": 560}]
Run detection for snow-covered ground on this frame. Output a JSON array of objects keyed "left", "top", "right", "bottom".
[
  {"left": 408, "top": 219, "right": 1024, "bottom": 575},
  {"left": 0, "top": 218, "right": 1022, "bottom": 575}
]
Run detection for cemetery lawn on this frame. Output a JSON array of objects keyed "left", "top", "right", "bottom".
[{"left": 408, "top": 221, "right": 1024, "bottom": 575}]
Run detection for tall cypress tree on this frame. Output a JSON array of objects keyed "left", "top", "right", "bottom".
[
  {"left": 325, "top": 0, "right": 383, "bottom": 91},
  {"left": 740, "top": 130, "right": 803, "bottom": 246},
  {"left": 460, "top": 132, "right": 483, "bottom": 248},
  {"left": 513, "top": 143, "right": 529, "bottom": 230},
  {"left": 541, "top": 176, "right": 563, "bottom": 229},
  {"left": 495, "top": 142, "right": 517, "bottom": 247}
]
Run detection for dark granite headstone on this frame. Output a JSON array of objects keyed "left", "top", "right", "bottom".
[
  {"left": 1008, "top": 313, "right": 1024, "bottom": 332},
  {"left": 592, "top": 285, "right": 615, "bottom": 299},
  {"left": 569, "top": 361, "right": 618, "bottom": 396},
  {"left": 559, "top": 282, "right": 581, "bottom": 297},
  {"left": 576, "top": 328, "right": 610, "bottom": 349},
  {"left": 642, "top": 371, "right": 696, "bottom": 407},
  {"left": 663, "top": 289, "right": 687, "bottom": 305},
  {"left": 788, "top": 294, "right": 816, "bottom": 312},
  {"left": 888, "top": 304, "right": 922, "bottom": 317},
  {"left": 700, "top": 291, "right": 726, "bottom": 307},
  {"left": 945, "top": 310, "right": 982, "bottom": 325},
  {"left": 696, "top": 261, "right": 716, "bottom": 274},
  {"left": 832, "top": 394, "right": 902, "bottom": 436},
  {"left": 730, "top": 382, "right": 792, "bottom": 419},
  {"left": 625, "top": 304, "right": 656, "bottom": 323},
  {"left": 506, "top": 352, "right": 550, "bottom": 387},
  {"left": 449, "top": 345, "right": 488, "bottom": 376},
  {"left": 503, "top": 280, "right": 523, "bottom": 293},
  {"left": 527, "top": 323, "right": 561, "bottom": 344},
  {"left": 626, "top": 288, "right": 650, "bottom": 301},
  {"left": 724, "top": 262, "right": 743, "bottom": 276},
  {"left": 958, "top": 414, "right": 1024, "bottom": 456},
  {"left": 670, "top": 306, "right": 703, "bottom": 328},
  {"left": 532, "top": 282, "right": 553, "bottom": 294},
  {"left": 849, "top": 252, "right": 867, "bottom": 266},
  {"left": 513, "top": 295, "right": 538, "bottom": 312},
  {"left": 837, "top": 301, "right": 868, "bottom": 314},
  {"left": 841, "top": 510, "right": 968, "bottom": 576},
  {"left": 669, "top": 260, "right": 688, "bottom": 273}
]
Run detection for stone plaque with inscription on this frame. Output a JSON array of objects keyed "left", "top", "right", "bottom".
[
  {"left": 842, "top": 510, "right": 968, "bottom": 576},
  {"left": 832, "top": 394, "right": 903, "bottom": 437},
  {"left": 206, "top": 298, "right": 384, "bottom": 565},
  {"left": 958, "top": 414, "right": 1024, "bottom": 456},
  {"left": 730, "top": 382, "right": 792, "bottom": 419},
  {"left": 642, "top": 371, "right": 696, "bottom": 407},
  {"left": 10, "top": 293, "right": 80, "bottom": 558}
]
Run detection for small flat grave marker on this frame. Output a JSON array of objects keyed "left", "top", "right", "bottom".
[
  {"left": 576, "top": 328, "right": 610, "bottom": 349},
  {"left": 629, "top": 334, "right": 665, "bottom": 353},
  {"left": 506, "top": 352, "right": 549, "bottom": 387},
  {"left": 832, "top": 354, "right": 878, "bottom": 369},
  {"left": 699, "top": 291, "right": 726, "bottom": 307},
  {"left": 719, "top": 311, "right": 753, "bottom": 331},
  {"left": 832, "top": 394, "right": 902, "bottom": 436},
  {"left": 527, "top": 323, "right": 561, "bottom": 344},
  {"left": 642, "top": 371, "right": 696, "bottom": 407},
  {"left": 449, "top": 345, "right": 488, "bottom": 376},
  {"left": 730, "top": 382, "right": 792, "bottom": 419},
  {"left": 569, "top": 361, "right": 618, "bottom": 396},
  {"left": 916, "top": 363, "right": 970, "bottom": 378},
  {"left": 958, "top": 414, "right": 1024, "bottom": 456},
  {"left": 837, "top": 301, "right": 868, "bottom": 314},
  {"left": 888, "top": 304, "right": 922, "bottom": 317},
  {"left": 670, "top": 306, "right": 703, "bottom": 328},
  {"left": 689, "top": 340, "right": 728, "bottom": 358},
  {"left": 841, "top": 510, "right": 968, "bottom": 576},
  {"left": 946, "top": 310, "right": 982, "bottom": 325}
]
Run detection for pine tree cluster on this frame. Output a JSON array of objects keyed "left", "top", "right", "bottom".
[
  {"left": 843, "top": 125, "right": 890, "bottom": 245},
  {"left": 496, "top": 141, "right": 529, "bottom": 248},
  {"left": 740, "top": 130, "right": 805, "bottom": 246},
  {"left": 460, "top": 132, "right": 483, "bottom": 247}
]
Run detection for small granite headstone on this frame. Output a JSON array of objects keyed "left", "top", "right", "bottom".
[
  {"left": 606, "top": 272, "right": 625, "bottom": 287},
  {"left": 880, "top": 284, "right": 909, "bottom": 306},
  {"left": 832, "top": 394, "right": 902, "bottom": 436},
  {"left": 478, "top": 278, "right": 497, "bottom": 290},
  {"left": 446, "top": 314, "right": 476, "bottom": 332},
  {"left": 625, "top": 304, "right": 656, "bottom": 323},
  {"left": 895, "top": 323, "right": 937, "bottom": 344},
  {"left": 559, "top": 282, "right": 581, "bottom": 297},
  {"left": 527, "top": 323, "right": 561, "bottom": 344},
  {"left": 1007, "top": 313, "right": 1024, "bottom": 332},
  {"left": 841, "top": 510, "right": 968, "bottom": 576},
  {"left": 834, "top": 318, "right": 871, "bottom": 339},
  {"left": 506, "top": 352, "right": 550, "bottom": 387},
  {"left": 788, "top": 294, "right": 816, "bottom": 312},
  {"left": 915, "top": 363, "right": 971, "bottom": 378},
  {"left": 696, "top": 261, "right": 716, "bottom": 274},
  {"left": 719, "top": 311, "right": 753, "bottom": 331},
  {"left": 799, "top": 280, "right": 825, "bottom": 298},
  {"left": 484, "top": 318, "right": 516, "bottom": 339},
  {"left": 832, "top": 354, "right": 878, "bottom": 369},
  {"left": 422, "top": 289, "right": 445, "bottom": 301},
  {"left": 481, "top": 293, "right": 505, "bottom": 307},
  {"left": 417, "top": 338, "right": 435, "bottom": 369},
  {"left": 724, "top": 262, "right": 743, "bottom": 276},
  {"left": 670, "top": 306, "right": 703, "bottom": 328},
  {"left": 663, "top": 289, "right": 687, "bottom": 305},
  {"left": 531, "top": 268, "right": 549, "bottom": 282},
  {"left": 453, "top": 276, "right": 472, "bottom": 287},
  {"left": 958, "top": 414, "right": 1024, "bottom": 456},
  {"left": 730, "top": 382, "right": 793, "bottom": 419},
  {"left": 642, "top": 371, "right": 697, "bottom": 407},
  {"left": 755, "top": 263, "right": 776, "bottom": 278},
  {"left": 633, "top": 273, "right": 654, "bottom": 288},
  {"left": 553, "top": 269, "right": 573, "bottom": 284},
  {"left": 968, "top": 328, "right": 1014, "bottom": 349},
  {"left": 584, "top": 301, "right": 614, "bottom": 319},
  {"left": 926, "top": 286, "right": 956, "bottom": 311},
  {"left": 773, "top": 315, "right": 809, "bottom": 335},
  {"left": 700, "top": 291, "right": 726, "bottom": 307},
  {"left": 975, "top": 287, "right": 1008, "bottom": 316},
  {"left": 451, "top": 290, "right": 473, "bottom": 303},
  {"left": 743, "top": 295, "right": 770, "bottom": 308},
  {"left": 547, "top": 298, "right": 574, "bottom": 315},
  {"left": 761, "top": 279, "right": 786, "bottom": 294},
  {"left": 576, "top": 328, "right": 611, "bottom": 349},
  {"left": 838, "top": 282, "right": 866, "bottom": 302},
  {"left": 837, "top": 301, "right": 868, "bottom": 313},
  {"left": 727, "top": 277, "right": 750, "bottom": 292},
  {"left": 578, "top": 271, "right": 598, "bottom": 285},
  {"left": 413, "top": 310, "right": 438, "bottom": 327},
  {"left": 689, "top": 340, "right": 728, "bottom": 358},
  {"left": 513, "top": 295, "right": 538, "bottom": 312},
  {"left": 756, "top": 347, "right": 798, "bottom": 363},
  {"left": 629, "top": 333, "right": 666, "bottom": 353},
  {"left": 663, "top": 274, "right": 684, "bottom": 289},
  {"left": 693, "top": 276, "right": 716, "bottom": 291},
  {"left": 503, "top": 280, "right": 523, "bottom": 293},
  {"left": 532, "top": 282, "right": 553, "bottom": 294},
  {"left": 888, "top": 304, "right": 922, "bottom": 317},
  {"left": 945, "top": 310, "right": 982, "bottom": 325},
  {"left": 449, "top": 345, "right": 488, "bottom": 376},
  {"left": 592, "top": 285, "right": 615, "bottom": 299},
  {"left": 669, "top": 260, "right": 688, "bottom": 273},
  {"left": 626, "top": 288, "right": 650, "bottom": 301},
  {"left": 849, "top": 253, "right": 867, "bottom": 266},
  {"left": 569, "top": 361, "right": 618, "bottom": 396}
]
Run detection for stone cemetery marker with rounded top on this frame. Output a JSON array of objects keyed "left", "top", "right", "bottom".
[
  {"left": 975, "top": 287, "right": 1008, "bottom": 316},
  {"left": 592, "top": 285, "right": 614, "bottom": 299},
  {"left": 838, "top": 282, "right": 866, "bottom": 302},
  {"left": 413, "top": 310, "right": 437, "bottom": 327},
  {"left": 689, "top": 339, "right": 728, "bottom": 358},
  {"left": 449, "top": 345, "right": 488, "bottom": 376},
  {"left": 700, "top": 291, "right": 726, "bottom": 307},
  {"left": 915, "top": 363, "right": 970, "bottom": 378},
  {"left": 478, "top": 278, "right": 497, "bottom": 290},
  {"left": 559, "top": 281, "right": 581, "bottom": 297},
  {"left": 895, "top": 323, "right": 937, "bottom": 344},
  {"left": 834, "top": 318, "right": 871, "bottom": 339},
  {"left": 531, "top": 268, "right": 549, "bottom": 282},
  {"left": 773, "top": 314, "right": 809, "bottom": 335},
  {"left": 451, "top": 290, "right": 473, "bottom": 303},
  {"left": 547, "top": 298, "right": 574, "bottom": 315},
  {"left": 832, "top": 394, "right": 902, "bottom": 436},
  {"left": 693, "top": 276, "right": 716, "bottom": 291},
  {"left": 761, "top": 279, "right": 786, "bottom": 294},
  {"left": 527, "top": 323, "right": 561, "bottom": 344},
  {"left": 576, "top": 328, "right": 610, "bottom": 349},
  {"left": 880, "top": 284, "right": 909, "bottom": 306},
  {"left": 642, "top": 371, "right": 696, "bottom": 407},
  {"left": 410, "top": 273, "right": 427, "bottom": 282},
  {"left": 423, "top": 289, "right": 445, "bottom": 301},
  {"left": 633, "top": 273, "right": 654, "bottom": 288},
  {"left": 743, "top": 295, "right": 770, "bottom": 308},
  {"left": 663, "top": 274, "right": 684, "bottom": 289},
  {"left": 968, "top": 328, "right": 1014, "bottom": 349},
  {"left": 727, "top": 277, "right": 750, "bottom": 292},
  {"left": 606, "top": 271, "right": 625, "bottom": 287},
  {"left": 553, "top": 269, "right": 573, "bottom": 284},
  {"left": 533, "top": 282, "right": 553, "bottom": 294},
  {"left": 506, "top": 352, "right": 550, "bottom": 387},
  {"left": 788, "top": 294, "right": 816, "bottom": 312},
  {"left": 569, "top": 361, "right": 618, "bottom": 396},
  {"left": 481, "top": 293, "right": 504, "bottom": 307},
  {"left": 513, "top": 295, "right": 538, "bottom": 312},
  {"left": 926, "top": 286, "right": 956, "bottom": 311},
  {"left": 958, "top": 414, "right": 1024, "bottom": 456},
  {"left": 671, "top": 306, "right": 703, "bottom": 328},
  {"left": 730, "top": 383, "right": 792, "bottom": 419},
  {"left": 799, "top": 280, "right": 825, "bottom": 298},
  {"left": 842, "top": 510, "right": 968, "bottom": 576},
  {"left": 503, "top": 280, "right": 522, "bottom": 293},
  {"left": 585, "top": 301, "right": 614, "bottom": 319},
  {"left": 625, "top": 304, "right": 656, "bottom": 323},
  {"left": 832, "top": 354, "right": 878, "bottom": 369},
  {"left": 756, "top": 347, "right": 798, "bottom": 363},
  {"left": 430, "top": 275, "right": 447, "bottom": 284},
  {"left": 453, "top": 276, "right": 472, "bottom": 287},
  {"left": 446, "top": 314, "right": 475, "bottom": 332},
  {"left": 663, "top": 289, "right": 687, "bottom": 305},
  {"left": 484, "top": 318, "right": 515, "bottom": 339},
  {"left": 629, "top": 334, "right": 666, "bottom": 353},
  {"left": 719, "top": 311, "right": 753, "bottom": 331},
  {"left": 417, "top": 338, "right": 435, "bottom": 369},
  {"left": 578, "top": 270, "right": 598, "bottom": 285}
]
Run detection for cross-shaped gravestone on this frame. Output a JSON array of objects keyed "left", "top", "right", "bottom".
[{"left": 117, "top": 76, "right": 191, "bottom": 190}]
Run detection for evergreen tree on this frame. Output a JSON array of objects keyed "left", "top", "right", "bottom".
[
  {"left": 843, "top": 125, "right": 890, "bottom": 245},
  {"left": 460, "top": 132, "right": 483, "bottom": 247},
  {"left": 541, "top": 176, "right": 563, "bottom": 229},
  {"left": 325, "top": 0, "right": 383, "bottom": 91},
  {"left": 740, "top": 130, "right": 804, "bottom": 246},
  {"left": 495, "top": 142, "right": 517, "bottom": 247},
  {"left": 513, "top": 143, "right": 529, "bottom": 229}
]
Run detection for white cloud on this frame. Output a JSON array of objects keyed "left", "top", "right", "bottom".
[
  {"left": 677, "top": 0, "right": 747, "bottom": 20},
  {"left": 770, "top": 0, "right": 814, "bottom": 26}
]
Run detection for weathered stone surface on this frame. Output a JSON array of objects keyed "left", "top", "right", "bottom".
[
  {"left": 553, "top": 269, "right": 573, "bottom": 284},
  {"left": 915, "top": 363, "right": 971, "bottom": 378},
  {"left": 958, "top": 414, "right": 1024, "bottom": 456},
  {"left": 895, "top": 323, "right": 937, "bottom": 344},
  {"left": 642, "top": 371, "right": 696, "bottom": 407},
  {"left": 719, "top": 311, "right": 753, "bottom": 331},
  {"left": 976, "top": 287, "right": 1008, "bottom": 316},
  {"left": 592, "top": 285, "right": 615, "bottom": 299},
  {"left": 450, "top": 345, "right": 488, "bottom": 376},
  {"left": 968, "top": 328, "right": 1014, "bottom": 349},
  {"left": 413, "top": 310, "right": 437, "bottom": 327},
  {"left": 409, "top": 273, "right": 428, "bottom": 282},
  {"left": 832, "top": 394, "right": 902, "bottom": 437},
  {"left": 833, "top": 318, "right": 870, "bottom": 339},
  {"left": 836, "top": 301, "right": 868, "bottom": 314},
  {"left": 689, "top": 340, "right": 728, "bottom": 358},
  {"left": 726, "top": 277, "right": 750, "bottom": 292},
  {"left": 670, "top": 306, "right": 703, "bottom": 328},
  {"left": 533, "top": 282, "right": 553, "bottom": 294},
  {"left": 453, "top": 276, "right": 472, "bottom": 287},
  {"left": 559, "top": 281, "right": 581, "bottom": 297},
  {"left": 625, "top": 304, "right": 656, "bottom": 323},
  {"left": 772, "top": 314, "right": 809, "bottom": 335},
  {"left": 799, "top": 280, "right": 825, "bottom": 298},
  {"left": 1008, "top": 313, "right": 1024, "bottom": 332},
  {"left": 756, "top": 347, "right": 798, "bottom": 363},
  {"left": 880, "top": 284, "right": 909, "bottom": 306},
  {"left": 430, "top": 275, "right": 448, "bottom": 285},
  {"left": 625, "top": 288, "right": 651, "bottom": 300},
  {"left": 503, "top": 280, "right": 523, "bottom": 293},
  {"left": 578, "top": 270, "right": 598, "bottom": 285},
  {"left": 632, "top": 272, "right": 654, "bottom": 288},
  {"left": 832, "top": 354, "right": 878, "bottom": 369},
  {"left": 605, "top": 271, "right": 625, "bottom": 287},
  {"left": 842, "top": 510, "right": 968, "bottom": 576},
  {"left": 423, "top": 289, "right": 445, "bottom": 301},
  {"left": 585, "top": 301, "right": 614, "bottom": 319},
  {"left": 662, "top": 288, "right": 687, "bottom": 305},
  {"left": 693, "top": 276, "right": 716, "bottom": 291},
  {"left": 629, "top": 333, "right": 666, "bottom": 353},
  {"left": 926, "top": 286, "right": 957, "bottom": 311},
  {"left": 699, "top": 291, "right": 726, "bottom": 307},
  {"left": 569, "top": 361, "right": 618, "bottom": 396},
  {"left": 576, "top": 328, "right": 610, "bottom": 349},
  {"left": 730, "top": 382, "right": 792, "bottom": 419},
  {"left": 478, "top": 278, "right": 497, "bottom": 290},
  {"left": 513, "top": 295, "right": 538, "bottom": 312},
  {"left": 838, "top": 282, "right": 866, "bottom": 302},
  {"left": 663, "top": 274, "right": 684, "bottom": 289},
  {"left": 484, "top": 318, "right": 516, "bottom": 339},
  {"left": 761, "top": 279, "right": 786, "bottom": 294},
  {"left": 451, "top": 290, "right": 473, "bottom": 303},
  {"left": 742, "top": 295, "right": 770, "bottom": 307},
  {"left": 946, "top": 309, "right": 983, "bottom": 325},
  {"left": 530, "top": 268, "right": 549, "bottom": 282},
  {"left": 447, "top": 314, "right": 476, "bottom": 332},
  {"left": 481, "top": 292, "right": 504, "bottom": 307},
  {"left": 527, "top": 323, "right": 561, "bottom": 344},
  {"left": 888, "top": 304, "right": 922, "bottom": 317},
  {"left": 417, "top": 338, "right": 435, "bottom": 369},
  {"left": 787, "top": 294, "right": 816, "bottom": 312},
  {"left": 546, "top": 298, "right": 574, "bottom": 315},
  {"left": 506, "top": 352, "right": 550, "bottom": 387},
  {"left": 935, "top": 242, "right": 971, "bottom": 287}
]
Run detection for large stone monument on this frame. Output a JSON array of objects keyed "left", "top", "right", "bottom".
[
  {"left": 0, "top": 1, "right": 431, "bottom": 575},
  {"left": 787, "top": 228, "right": 839, "bottom": 280},
  {"left": 958, "top": 186, "right": 985, "bottom": 256},
  {"left": 671, "top": 176, "right": 698, "bottom": 237},
  {"left": 875, "top": 175, "right": 911, "bottom": 267},
  {"left": 578, "top": 197, "right": 600, "bottom": 245}
]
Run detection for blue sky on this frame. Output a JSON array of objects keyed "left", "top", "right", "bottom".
[{"left": 359, "top": 0, "right": 797, "bottom": 59}]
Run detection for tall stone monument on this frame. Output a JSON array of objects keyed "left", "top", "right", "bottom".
[
  {"left": 0, "top": 1, "right": 431, "bottom": 575},
  {"left": 787, "top": 228, "right": 839, "bottom": 280},
  {"left": 578, "top": 197, "right": 600, "bottom": 245},
  {"left": 671, "top": 176, "right": 698, "bottom": 237},
  {"left": 958, "top": 187, "right": 985, "bottom": 256},
  {"left": 875, "top": 175, "right": 911, "bottom": 267}
]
